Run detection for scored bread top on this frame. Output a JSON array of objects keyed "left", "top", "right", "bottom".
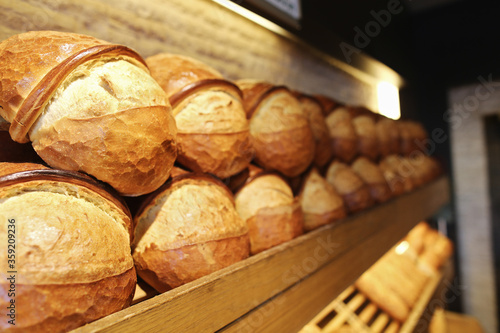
[
  {"left": 171, "top": 84, "right": 249, "bottom": 134},
  {"left": 0, "top": 31, "right": 149, "bottom": 143},
  {"left": 234, "top": 173, "right": 294, "bottom": 222},
  {"left": 133, "top": 175, "right": 248, "bottom": 253},
  {"left": 29, "top": 58, "right": 169, "bottom": 139},
  {"left": 0, "top": 166, "right": 134, "bottom": 285},
  {"left": 146, "top": 53, "right": 223, "bottom": 98}
]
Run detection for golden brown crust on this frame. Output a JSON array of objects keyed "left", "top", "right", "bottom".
[
  {"left": 326, "top": 161, "right": 373, "bottom": 213},
  {"left": 0, "top": 268, "right": 136, "bottom": 333},
  {"left": 352, "top": 115, "right": 379, "bottom": 161},
  {"left": 0, "top": 166, "right": 134, "bottom": 242},
  {"left": 0, "top": 31, "right": 109, "bottom": 129},
  {"left": 30, "top": 105, "right": 177, "bottom": 196},
  {"left": 146, "top": 53, "right": 223, "bottom": 98},
  {"left": 355, "top": 269, "right": 410, "bottom": 323},
  {"left": 0, "top": 162, "right": 50, "bottom": 177},
  {"left": 296, "top": 94, "right": 334, "bottom": 168},
  {"left": 303, "top": 208, "right": 346, "bottom": 232},
  {"left": 379, "top": 155, "right": 415, "bottom": 193},
  {"left": 251, "top": 123, "right": 315, "bottom": 177},
  {"left": 175, "top": 131, "right": 254, "bottom": 178},
  {"left": 235, "top": 79, "right": 275, "bottom": 118},
  {"left": 0, "top": 32, "right": 147, "bottom": 143},
  {"left": 134, "top": 235, "right": 250, "bottom": 292},
  {"left": 237, "top": 81, "right": 315, "bottom": 177},
  {"left": 351, "top": 157, "right": 392, "bottom": 204},
  {"left": 376, "top": 117, "right": 400, "bottom": 157},
  {"left": 247, "top": 200, "right": 304, "bottom": 254},
  {"left": 299, "top": 168, "right": 346, "bottom": 231},
  {"left": 325, "top": 107, "right": 358, "bottom": 163},
  {"left": 0, "top": 31, "right": 178, "bottom": 197},
  {"left": 313, "top": 94, "right": 339, "bottom": 116}
]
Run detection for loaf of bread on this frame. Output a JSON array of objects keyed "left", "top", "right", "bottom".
[
  {"left": 0, "top": 31, "right": 178, "bottom": 196},
  {"left": 351, "top": 157, "right": 392, "bottom": 203},
  {"left": 376, "top": 117, "right": 401, "bottom": 157},
  {"left": 146, "top": 54, "right": 253, "bottom": 178},
  {"left": 133, "top": 173, "right": 250, "bottom": 292},
  {"left": 379, "top": 155, "right": 415, "bottom": 193},
  {"left": 326, "top": 160, "right": 373, "bottom": 213},
  {"left": 325, "top": 106, "right": 358, "bottom": 163},
  {"left": 352, "top": 112, "right": 379, "bottom": 161},
  {"left": 0, "top": 162, "right": 136, "bottom": 332},
  {"left": 355, "top": 269, "right": 410, "bottom": 322},
  {"left": 299, "top": 168, "right": 346, "bottom": 231},
  {"left": 234, "top": 172, "right": 304, "bottom": 254},
  {"left": 236, "top": 80, "right": 315, "bottom": 178},
  {"left": 295, "top": 93, "right": 334, "bottom": 168}
]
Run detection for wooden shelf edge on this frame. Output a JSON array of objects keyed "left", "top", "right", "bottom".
[{"left": 73, "top": 176, "right": 450, "bottom": 333}]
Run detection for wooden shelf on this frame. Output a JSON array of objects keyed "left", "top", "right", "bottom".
[
  {"left": 300, "top": 260, "right": 454, "bottom": 333},
  {"left": 73, "top": 176, "right": 450, "bottom": 333}
]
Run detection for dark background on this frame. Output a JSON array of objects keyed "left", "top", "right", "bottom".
[{"left": 235, "top": 0, "right": 500, "bottom": 316}]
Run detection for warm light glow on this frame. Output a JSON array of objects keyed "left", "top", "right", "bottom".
[
  {"left": 377, "top": 81, "right": 401, "bottom": 120},
  {"left": 211, "top": 0, "right": 294, "bottom": 38},
  {"left": 395, "top": 241, "right": 410, "bottom": 255}
]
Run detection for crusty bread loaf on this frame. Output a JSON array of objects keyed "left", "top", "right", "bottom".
[
  {"left": 295, "top": 93, "right": 334, "bottom": 168},
  {"left": 0, "top": 31, "right": 178, "bottom": 196},
  {"left": 0, "top": 163, "right": 136, "bottom": 332},
  {"left": 376, "top": 117, "right": 400, "bottom": 157},
  {"left": 351, "top": 157, "right": 392, "bottom": 204},
  {"left": 299, "top": 168, "right": 346, "bottom": 231},
  {"left": 352, "top": 114, "right": 379, "bottom": 161},
  {"left": 147, "top": 54, "right": 253, "bottom": 178},
  {"left": 133, "top": 173, "right": 250, "bottom": 292},
  {"left": 234, "top": 172, "right": 304, "bottom": 254},
  {"left": 325, "top": 160, "right": 373, "bottom": 213},
  {"left": 237, "top": 80, "right": 315, "bottom": 178},
  {"left": 325, "top": 106, "right": 358, "bottom": 163},
  {"left": 379, "top": 155, "right": 415, "bottom": 194}
]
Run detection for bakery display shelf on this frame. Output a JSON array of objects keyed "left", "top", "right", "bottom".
[
  {"left": 300, "top": 261, "right": 453, "bottom": 333},
  {"left": 73, "top": 176, "right": 449, "bottom": 333}
]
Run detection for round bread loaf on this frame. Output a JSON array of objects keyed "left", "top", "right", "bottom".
[
  {"left": 295, "top": 93, "right": 334, "bottom": 169},
  {"left": 0, "top": 163, "right": 136, "bottom": 333},
  {"left": 325, "top": 106, "right": 358, "bottom": 163},
  {"left": 325, "top": 160, "right": 373, "bottom": 213},
  {"left": 351, "top": 157, "right": 392, "bottom": 204},
  {"left": 234, "top": 172, "right": 304, "bottom": 254},
  {"left": 352, "top": 114, "right": 379, "bottom": 161},
  {"left": 299, "top": 168, "right": 346, "bottom": 231},
  {"left": 376, "top": 117, "right": 401, "bottom": 157},
  {"left": 0, "top": 31, "right": 177, "bottom": 196},
  {"left": 379, "top": 155, "right": 415, "bottom": 194},
  {"left": 237, "top": 80, "right": 315, "bottom": 178},
  {"left": 313, "top": 94, "right": 339, "bottom": 116},
  {"left": 146, "top": 53, "right": 253, "bottom": 179},
  {"left": 133, "top": 173, "right": 250, "bottom": 292}
]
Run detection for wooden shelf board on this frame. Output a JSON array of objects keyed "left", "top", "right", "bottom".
[{"left": 73, "top": 176, "right": 449, "bottom": 333}]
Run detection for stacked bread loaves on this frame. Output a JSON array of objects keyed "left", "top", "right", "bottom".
[
  {"left": 0, "top": 162, "right": 136, "bottom": 332},
  {"left": 146, "top": 53, "right": 253, "bottom": 179},
  {"left": 0, "top": 31, "right": 178, "bottom": 197}
]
